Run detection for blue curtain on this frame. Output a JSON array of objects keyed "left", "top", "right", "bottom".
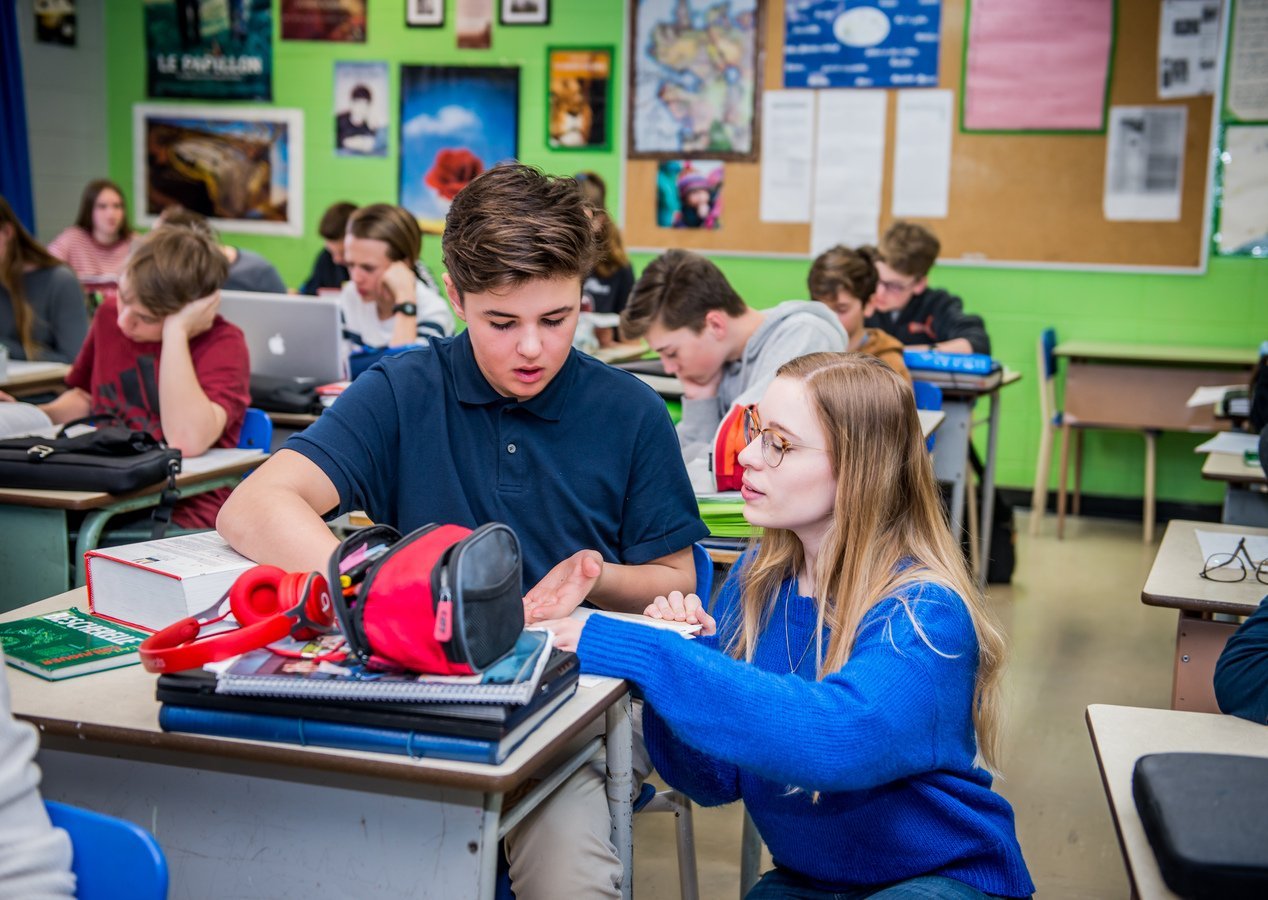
[{"left": 0, "top": 0, "right": 36, "bottom": 232}]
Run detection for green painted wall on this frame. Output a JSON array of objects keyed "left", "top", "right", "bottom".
[{"left": 104, "top": 1, "right": 1268, "bottom": 503}]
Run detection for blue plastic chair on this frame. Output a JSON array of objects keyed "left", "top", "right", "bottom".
[
  {"left": 692, "top": 541, "right": 714, "bottom": 603},
  {"left": 911, "top": 380, "right": 943, "bottom": 451},
  {"left": 45, "top": 800, "right": 168, "bottom": 900},
  {"left": 237, "top": 407, "right": 273, "bottom": 451},
  {"left": 1031, "top": 327, "right": 1063, "bottom": 535}
]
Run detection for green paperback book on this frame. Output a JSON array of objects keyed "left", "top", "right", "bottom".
[{"left": 0, "top": 608, "right": 149, "bottom": 681}]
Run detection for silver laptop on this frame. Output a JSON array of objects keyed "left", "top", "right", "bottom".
[{"left": 218, "top": 290, "right": 344, "bottom": 382}]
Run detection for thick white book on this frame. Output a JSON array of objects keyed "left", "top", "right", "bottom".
[{"left": 85, "top": 532, "right": 256, "bottom": 632}]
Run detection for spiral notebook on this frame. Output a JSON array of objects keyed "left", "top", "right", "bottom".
[{"left": 214, "top": 629, "right": 555, "bottom": 705}]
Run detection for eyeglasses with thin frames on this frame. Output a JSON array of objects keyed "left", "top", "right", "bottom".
[
  {"left": 742, "top": 405, "right": 827, "bottom": 468},
  {"left": 1199, "top": 536, "right": 1268, "bottom": 584},
  {"left": 876, "top": 276, "right": 918, "bottom": 295}
]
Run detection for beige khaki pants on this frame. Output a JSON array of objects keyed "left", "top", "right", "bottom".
[{"left": 504, "top": 701, "right": 652, "bottom": 899}]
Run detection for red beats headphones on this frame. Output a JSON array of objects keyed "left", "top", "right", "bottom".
[{"left": 139, "top": 565, "right": 338, "bottom": 673}]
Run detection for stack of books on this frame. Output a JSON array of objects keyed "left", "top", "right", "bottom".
[
  {"left": 156, "top": 629, "right": 578, "bottom": 764},
  {"left": 697, "top": 492, "right": 753, "bottom": 539},
  {"left": 903, "top": 350, "right": 1003, "bottom": 391}
]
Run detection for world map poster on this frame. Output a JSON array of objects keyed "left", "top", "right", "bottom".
[{"left": 629, "top": 0, "right": 762, "bottom": 160}]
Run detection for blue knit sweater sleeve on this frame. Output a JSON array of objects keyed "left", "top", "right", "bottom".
[
  {"left": 577, "top": 578, "right": 977, "bottom": 794},
  {"left": 1214, "top": 597, "right": 1268, "bottom": 724}
]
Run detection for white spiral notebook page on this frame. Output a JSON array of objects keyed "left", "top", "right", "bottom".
[{"left": 213, "top": 629, "right": 555, "bottom": 705}]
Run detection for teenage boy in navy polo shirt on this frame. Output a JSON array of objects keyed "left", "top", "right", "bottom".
[{"left": 218, "top": 164, "right": 706, "bottom": 899}]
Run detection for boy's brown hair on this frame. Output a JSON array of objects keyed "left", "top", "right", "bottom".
[
  {"left": 808, "top": 244, "right": 879, "bottom": 306},
  {"left": 318, "top": 201, "right": 358, "bottom": 241},
  {"left": 620, "top": 249, "right": 745, "bottom": 338},
  {"left": 347, "top": 204, "right": 421, "bottom": 264},
  {"left": 125, "top": 226, "right": 229, "bottom": 316},
  {"left": 877, "top": 221, "right": 940, "bottom": 279},
  {"left": 74, "top": 178, "right": 132, "bottom": 240},
  {"left": 442, "top": 164, "right": 596, "bottom": 298}
]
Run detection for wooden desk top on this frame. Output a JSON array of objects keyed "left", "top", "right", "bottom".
[
  {"left": 0, "top": 450, "right": 265, "bottom": 511},
  {"left": 1054, "top": 341, "right": 1257, "bottom": 367},
  {"left": 267, "top": 411, "right": 322, "bottom": 429},
  {"left": 936, "top": 367, "right": 1022, "bottom": 399},
  {"left": 0, "top": 361, "right": 70, "bottom": 396},
  {"left": 4, "top": 589, "right": 627, "bottom": 793},
  {"left": 919, "top": 409, "right": 946, "bottom": 436},
  {"left": 1202, "top": 452, "right": 1266, "bottom": 486},
  {"left": 1141, "top": 519, "right": 1268, "bottom": 616},
  {"left": 1086, "top": 704, "right": 1268, "bottom": 900},
  {"left": 590, "top": 342, "right": 648, "bottom": 365}
]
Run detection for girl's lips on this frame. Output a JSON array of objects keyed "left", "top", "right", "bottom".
[{"left": 740, "top": 482, "right": 764, "bottom": 502}]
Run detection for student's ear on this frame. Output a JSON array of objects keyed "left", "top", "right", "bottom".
[
  {"left": 443, "top": 273, "right": 467, "bottom": 323},
  {"left": 702, "top": 308, "right": 729, "bottom": 340},
  {"left": 913, "top": 276, "right": 928, "bottom": 294}
]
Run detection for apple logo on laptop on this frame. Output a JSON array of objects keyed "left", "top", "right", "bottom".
[{"left": 268, "top": 333, "right": 286, "bottom": 356}]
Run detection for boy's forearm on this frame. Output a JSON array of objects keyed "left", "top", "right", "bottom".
[
  {"left": 217, "top": 484, "right": 341, "bottom": 572},
  {"left": 589, "top": 550, "right": 697, "bottom": 614},
  {"left": 39, "top": 388, "right": 92, "bottom": 424},
  {"left": 158, "top": 331, "right": 225, "bottom": 454}
]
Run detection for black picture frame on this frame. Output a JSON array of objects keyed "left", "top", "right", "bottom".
[
  {"left": 406, "top": 0, "right": 445, "bottom": 28},
  {"left": 499, "top": 0, "right": 550, "bottom": 26}
]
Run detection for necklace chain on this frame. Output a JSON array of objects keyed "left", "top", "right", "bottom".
[{"left": 784, "top": 589, "right": 817, "bottom": 674}]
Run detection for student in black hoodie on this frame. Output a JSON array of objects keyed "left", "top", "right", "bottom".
[
  {"left": 865, "top": 221, "right": 990, "bottom": 355},
  {"left": 299, "top": 201, "right": 355, "bottom": 295}
]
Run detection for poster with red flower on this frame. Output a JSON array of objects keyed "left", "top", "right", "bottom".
[{"left": 399, "top": 66, "right": 520, "bottom": 232}]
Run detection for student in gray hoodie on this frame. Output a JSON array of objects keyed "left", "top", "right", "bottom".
[{"left": 621, "top": 249, "right": 846, "bottom": 489}]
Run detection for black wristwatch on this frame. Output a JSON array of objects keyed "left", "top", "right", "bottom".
[{"left": 392, "top": 302, "right": 418, "bottom": 317}]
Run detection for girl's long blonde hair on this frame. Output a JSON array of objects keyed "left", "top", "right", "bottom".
[
  {"left": 0, "top": 195, "right": 63, "bottom": 361},
  {"left": 727, "top": 352, "right": 1008, "bottom": 771}
]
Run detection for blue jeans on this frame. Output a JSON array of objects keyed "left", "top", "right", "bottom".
[{"left": 746, "top": 868, "right": 1002, "bottom": 900}]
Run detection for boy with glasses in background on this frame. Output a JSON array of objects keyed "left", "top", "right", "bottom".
[{"left": 866, "top": 221, "right": 991, "bottom": 355}]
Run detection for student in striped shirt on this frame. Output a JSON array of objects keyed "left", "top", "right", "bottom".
[{"left": 48, "top": 179, "right": 135, "bottom": 280}]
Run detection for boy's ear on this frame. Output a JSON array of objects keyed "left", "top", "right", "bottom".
[
  {"left": 702, "top": 308, "right": 728, "bottom": 339},
  {"left": 442, "top": 273, "right": 466, "bottom": 322},
  {"left": 913, "top": 276, "right": 928, "bottom": 294}
]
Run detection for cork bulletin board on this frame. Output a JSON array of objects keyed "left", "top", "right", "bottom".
[{"left": 623, "top": 0, "right": 1215, "bottom": 269}]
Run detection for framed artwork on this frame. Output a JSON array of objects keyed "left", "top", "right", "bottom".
[
  {"left": 334, "top": 61, "right": 389, "bottom": 157},
  {"left": 133, "top": 104, "right": 304, "bottom": 237},
  {"left": 281, "top": 0, "right": 366, "bottom": 42},
  {"left": 144, "top": 0, "right": 273, "bottom": 100},
  {"left": 406, "top": 0, "right": 445, "bottom": 28},
  {"left": 456, "top": 0, "right": 493, "bottom": 48},
  {"left": 399, "top": 66, "right": 520, "bottom": 232},
  {"left": 627, "top": 0, "right": 763, "bottom": 161},
  {"left": 501, "top": 0, "right": 550, "bottom": 26},
  {"left": 546, "top": 47, "right": 613, "bottom": 151}
]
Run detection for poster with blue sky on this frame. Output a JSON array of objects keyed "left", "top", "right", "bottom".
[
  {"left": 784, "top": 0, "right": 941, "bottom": 89},
  {"left": 398, "top": 66, "right": 520, "bottom": 230}
]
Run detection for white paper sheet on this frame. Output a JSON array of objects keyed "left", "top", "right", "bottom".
[
  {"left": 810, "top": 91, "right": 886, "bottom": 254},
  {"left": 759, "top": 91, "right": 815, "bottom": 223},
  {"left": 1103, "top": 105, "right": 1187, "bottom": 221},
  {"left": 1217, "top": 125, "right": 1268, "bottom": 253},
  {"left": 1194, "top": 431, "right": 1259, "bottom": 455},
  {"left": 1187, "top": 384, "right": 1247, "bottom": 406},
  {"left": 892, "top": 90, "right": 953, "bottom": 218},
  {"left": 1158, "top": 0, "right": 1223, "bottom": 99},
  {"left": 1228, "top": 0, "right": 1268, "bottom": 121},
  {"left": 1195, "top": 529, "right": 1268, "bottom": 565},
  {"left": 181, "top": 447, "right": 266, "bottom": 475}
]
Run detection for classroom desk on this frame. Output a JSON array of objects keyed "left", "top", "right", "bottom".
[
  {"left": 0, "top": 360, "right": 70, "bottom": 398},
  {"left": 928, "top": 370, "right": 1021, "bottom": 587},
  {"left": 1085, "top": 704, "right": 1268, "bottom": 900},
  {"left": 1053, "top": 342, "right": 1256, "bottom": 543},
  {"left": 1201, "top": 451, "right": 1268, "bottom": 526},
  {"left": 1141, "top": 519, "right": 1267, "bottom": 711},
  {"left": 0, "top": 451, "right": 265, "bottom": 612},
  {"left": 3, "top": 588, "right": 636, "bottom": 900},
  {"left": 591, "top": 342, "right": 648, "bottom": 365}
]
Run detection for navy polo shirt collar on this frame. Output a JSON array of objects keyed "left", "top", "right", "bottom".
[{"left": 450, "top": 331, "right": 579, "bottom": 422}]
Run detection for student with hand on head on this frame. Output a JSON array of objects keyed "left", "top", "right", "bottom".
[
  {"left": 621, "top": 248, "right": 846, "bottom": 487},
  {"left": 8, "top": 225, "right": 250, "bottom": 529},
  {"left": 157, "top": 207, "right": 287, "bottom": 295},
  {"left": 217, "top": 164, "right": 707, "bottom": 899},
  {"left": 299, "top": 201, "right": 355, "bottom": 296},
  {"left": 0, "top": 195, "right": 89, "bottom": 363},
  {"left": 545, "top": 353, "right": 1034, "bottom": 900},
  {"left": 808, "top": 244, "right": 911, "bottom": 384},
  {"left": 47, "top": 178, "right": 135, "bottom": 280},
  {"left": 866, "top": 221, "right": 990, "bottom": 355},
  {"left": 337, "top": 203, "right": 453, "bottom": 360}
]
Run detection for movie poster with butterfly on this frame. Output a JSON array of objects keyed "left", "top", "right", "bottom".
[{"left": 546, "top": 47, "right": 613, "bottom": 152}]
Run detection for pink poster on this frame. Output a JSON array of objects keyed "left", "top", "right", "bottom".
[{"left": 963, "top": 0, "right": 1114, "bottom": 131}]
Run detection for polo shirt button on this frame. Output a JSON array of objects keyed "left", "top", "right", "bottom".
[{"left": 507, "top": 443, "right": 517, "bottom": 454}]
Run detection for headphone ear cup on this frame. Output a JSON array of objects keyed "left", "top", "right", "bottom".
[
  {"left": 229, "top": 565, "right": 289, "bottom": 625},
  {"left": 295, "top": 573, "right": 335, "bottom": 639}
]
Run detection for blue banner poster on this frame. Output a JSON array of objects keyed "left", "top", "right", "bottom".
[
  {"left": 784, "top": 0, "right": 941, "bottom": 89},
  {"left": 145, "top": 0, "right": 273, "bottom": 101}
]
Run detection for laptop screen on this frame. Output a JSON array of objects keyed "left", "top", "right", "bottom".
[{"left": 218, "top": 290, "right": 345, "bottom": 382}]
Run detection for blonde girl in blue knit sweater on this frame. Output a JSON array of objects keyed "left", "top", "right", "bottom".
[{"left": 548, "top": 352, "right": 1033, "bottom": 898}]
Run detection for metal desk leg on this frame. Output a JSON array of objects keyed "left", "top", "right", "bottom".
[
  {"left": 0, "top": 505, "right": 71, "bottom": 612},
  {"left": 932, "top": 398, "right": 971, "bottom": 538},
  {"left": 977, "top": 389, "right": 1002, "bottom": 588},
  {"left": 606, "top": 694, "right": 634, "bottom": 900},
  {"left": 480, "top": 793, "right": 504, "bottom": 900}
]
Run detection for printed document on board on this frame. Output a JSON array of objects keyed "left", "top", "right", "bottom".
[
  {"left": 892, "top": 90, "right": 953, "bottom": 219},
  {"left": 810, "top": 91, "right": 886, "bottom": 254}
]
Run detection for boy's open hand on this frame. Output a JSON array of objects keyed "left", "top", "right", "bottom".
[
  {"left": 164, "top": 291, "right": 220, "bottom": 339},
  {"left": 678, "top": 367, "right": 724, "bottom": 401},
  {"left": 645, "top": 591, "right": 716, "bottom": 636},
  {"left": 523, "top": 549, "right": 603, "bottom": 622}
]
